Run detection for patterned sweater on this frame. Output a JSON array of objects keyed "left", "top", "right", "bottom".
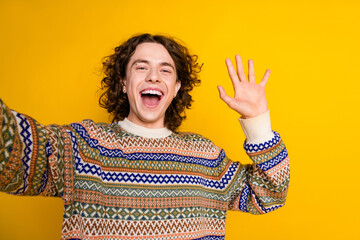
[{"left": 0, "top": 99, "right": 290, "bottom": 240}]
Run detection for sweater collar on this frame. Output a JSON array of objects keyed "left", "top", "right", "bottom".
[{"left": 118, "top": 118, "right": 172, "bottom": 138}]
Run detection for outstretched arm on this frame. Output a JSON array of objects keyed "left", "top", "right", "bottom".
[
  {"left": 217, "top": 56, "right": 290, "bottom": 214},
  {"left": 0, "top": 98, "right": 66, "bottom": 197}
]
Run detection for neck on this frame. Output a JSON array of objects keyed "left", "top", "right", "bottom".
[{"left": 127, "top": 112, "right": 165, "bottom": 129}]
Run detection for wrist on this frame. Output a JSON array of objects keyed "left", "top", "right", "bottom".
[{"left": 241, "top": 108, "right": 268, "bottom": 119}]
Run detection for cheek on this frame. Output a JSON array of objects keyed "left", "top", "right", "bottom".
[{"left": 126, "top": 77, "right": 139, "bottom": 93}]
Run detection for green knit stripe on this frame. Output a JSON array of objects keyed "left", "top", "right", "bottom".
[
  {"left": 247, "top": 140, "right": 286, "bottom": 164},
  {"left": 63, "top": 202, "right": 227, "bottom": 221}
]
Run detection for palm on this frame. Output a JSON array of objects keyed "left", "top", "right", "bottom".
[{"left": 218, "top": 55, "right": 270, "bottom": 118}]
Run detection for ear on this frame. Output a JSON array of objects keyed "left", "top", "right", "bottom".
[
  {"left": 174, "top": 81, "right": 181, "bottom": 97},
  {"left": 121, "top": 78, "right": 127, "bottom": 93}
]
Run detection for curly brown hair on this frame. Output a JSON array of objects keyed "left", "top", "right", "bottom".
[{"left": 99, "top": 33, "right": 202, "bottom": 131}]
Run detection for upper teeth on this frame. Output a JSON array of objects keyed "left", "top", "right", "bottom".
[{"left": 142, "top": 90, "right": 162, "bottom": 95}]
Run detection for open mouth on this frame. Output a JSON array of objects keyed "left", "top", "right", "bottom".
[{"left": 140, "top": 89, "right": 164, "bottom": 108}]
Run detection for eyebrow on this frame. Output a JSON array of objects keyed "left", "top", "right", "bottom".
[{"left": 131, "top": 59, "right": 175, "bottom": 70}]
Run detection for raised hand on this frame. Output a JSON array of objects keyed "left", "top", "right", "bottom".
[{"left": 217, "top": 55, "right": 270, "bottom": 119}]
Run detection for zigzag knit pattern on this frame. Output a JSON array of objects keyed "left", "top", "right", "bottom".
[{"left": 0, "top": 99, "right": 290, "bottom": 240}]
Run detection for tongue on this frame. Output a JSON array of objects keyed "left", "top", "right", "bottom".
[{"left": 142, "top": 95, "right": 160, "bottom": 107}]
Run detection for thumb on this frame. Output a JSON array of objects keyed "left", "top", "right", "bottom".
[{"left": 217, "top": 85, "right": 233, "bottom": 105}]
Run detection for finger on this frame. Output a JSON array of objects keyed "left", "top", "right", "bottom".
[
  {"left": 217, "top": 85, "right": 234, "bottom": 106},
  {"left": 235, "top": 55, "right": 247, "bottom": 82},
  {"left": 259, "top": 69, "right": 271, "bottom": 87},
  {"left": 225, "top": 58, "right": 241, "bottom": 90},
  {"left": 248, "top": 59, "right": 255, "bottom": 83}
]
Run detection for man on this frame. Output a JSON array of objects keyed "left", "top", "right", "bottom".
[{"left": 0, "top": 33, "right": 289, "bottom": 239}]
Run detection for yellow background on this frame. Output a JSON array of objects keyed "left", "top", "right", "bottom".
[{"left": 0, "top": 0, "right": 359, "bottom": 239}]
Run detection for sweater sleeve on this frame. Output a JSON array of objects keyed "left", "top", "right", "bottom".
[
  {"left": 0, "top": 98, "right": 70, "bottom": 197},
  {"left": 227, "top": 111, "right": 290, "bottom": 214}
]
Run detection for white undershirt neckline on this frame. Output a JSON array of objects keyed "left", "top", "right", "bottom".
[{"left": 118, "top": 118, "right": 172, "bottom": 138}]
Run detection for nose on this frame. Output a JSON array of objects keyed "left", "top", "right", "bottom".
[{"left": 145, "top": 68, "right": 161, "bottom": 83}]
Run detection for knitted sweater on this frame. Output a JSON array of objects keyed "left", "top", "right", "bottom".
[{"left": 0, "top": 99, "right": 290, "bottom": 240}]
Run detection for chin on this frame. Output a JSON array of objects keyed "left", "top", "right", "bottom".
[{"left": 135, "top": 110, "right": 165, "bottom": 128}]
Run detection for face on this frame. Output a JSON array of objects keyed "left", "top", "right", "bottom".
[{"left": 123, "top": 42, "right": 181, "bottom": 129}]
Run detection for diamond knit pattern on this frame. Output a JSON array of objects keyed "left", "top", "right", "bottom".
[{"left": 0, "top": 99, "right": 290, "bottom": 240}]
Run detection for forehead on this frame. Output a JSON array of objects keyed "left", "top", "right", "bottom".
[{"left": 129, "top": 42, "right": 175, "bottom": 66}]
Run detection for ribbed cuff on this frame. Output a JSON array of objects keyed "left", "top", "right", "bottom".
[{"left": 238, "top": 110, "right": 274, "bottom": 144}]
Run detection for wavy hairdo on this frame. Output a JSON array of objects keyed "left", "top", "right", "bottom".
[{"left": 99, "top": 33, "right": 202, "bottom": 131}]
